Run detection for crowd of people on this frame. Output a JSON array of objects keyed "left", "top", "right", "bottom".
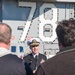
[{"left": 0, "top": 18, "right": 75, "bottom": 75}]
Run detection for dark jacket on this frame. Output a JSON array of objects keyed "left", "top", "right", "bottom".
[
  {"left": 24, "top": 62, "right": 33, "bottom": 75},
  {"left": 23, "top": 53, "right": 47, "bottom": 71},
  {"left": 0, "top": 54, "right": 26, "bottom": 75},
  {"left": 36, "top": 46, "right": 75, "bottom": 75}
]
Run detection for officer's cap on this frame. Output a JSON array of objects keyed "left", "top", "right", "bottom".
[{"left": 27, "top": 38, "right": 40, "bottom": 46}]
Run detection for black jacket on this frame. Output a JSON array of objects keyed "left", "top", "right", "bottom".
[
  {"left": 23, "top": 53, "right": 47, "bottom": 71},
  {"left": 0, "top": 54, "right": 26, "bottom": 75}
]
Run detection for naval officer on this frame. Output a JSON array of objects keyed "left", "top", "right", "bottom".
[{"left": 23, "top": 38, "right": 47, "bottom": 74}]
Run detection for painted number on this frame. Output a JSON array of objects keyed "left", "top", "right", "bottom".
[
  {"left": 39, "top": 3, "right": 57, "bottom": 42},
  {"left": 19, "top": 2, "right": 36, "bottom": 41},
  {"left": 19, "top": 2, "right": 57, "bottom": 42}
]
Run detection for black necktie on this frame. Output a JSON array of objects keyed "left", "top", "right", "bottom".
[
  {"left": 35, "top": 55, "right": 38, "bottom": 70},
  {"left": 35, "top": 55, "right": 38, "bottom": 61}
]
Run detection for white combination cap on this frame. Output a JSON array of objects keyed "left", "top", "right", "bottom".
[{"left": 27, "top": 38, "right": 40, "bottom": 46}]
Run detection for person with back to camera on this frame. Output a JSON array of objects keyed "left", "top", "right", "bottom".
[
  {"left": 0, "top": 23, "right": 33, "bottom": 75},
  {"left": 23, "top": 37, "right": 47, "bottom": 74},
  {"left": 36, "top": 18, "right": 75, "bottom": 75}
]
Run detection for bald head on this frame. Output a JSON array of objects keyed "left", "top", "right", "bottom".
[{"left": 0, "top": 23, "right": 12, "bottom": 44}]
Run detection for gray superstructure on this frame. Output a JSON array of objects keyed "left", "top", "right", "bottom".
[{"left": 0, "top": 0, "right": 75, "bottom": 58}]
